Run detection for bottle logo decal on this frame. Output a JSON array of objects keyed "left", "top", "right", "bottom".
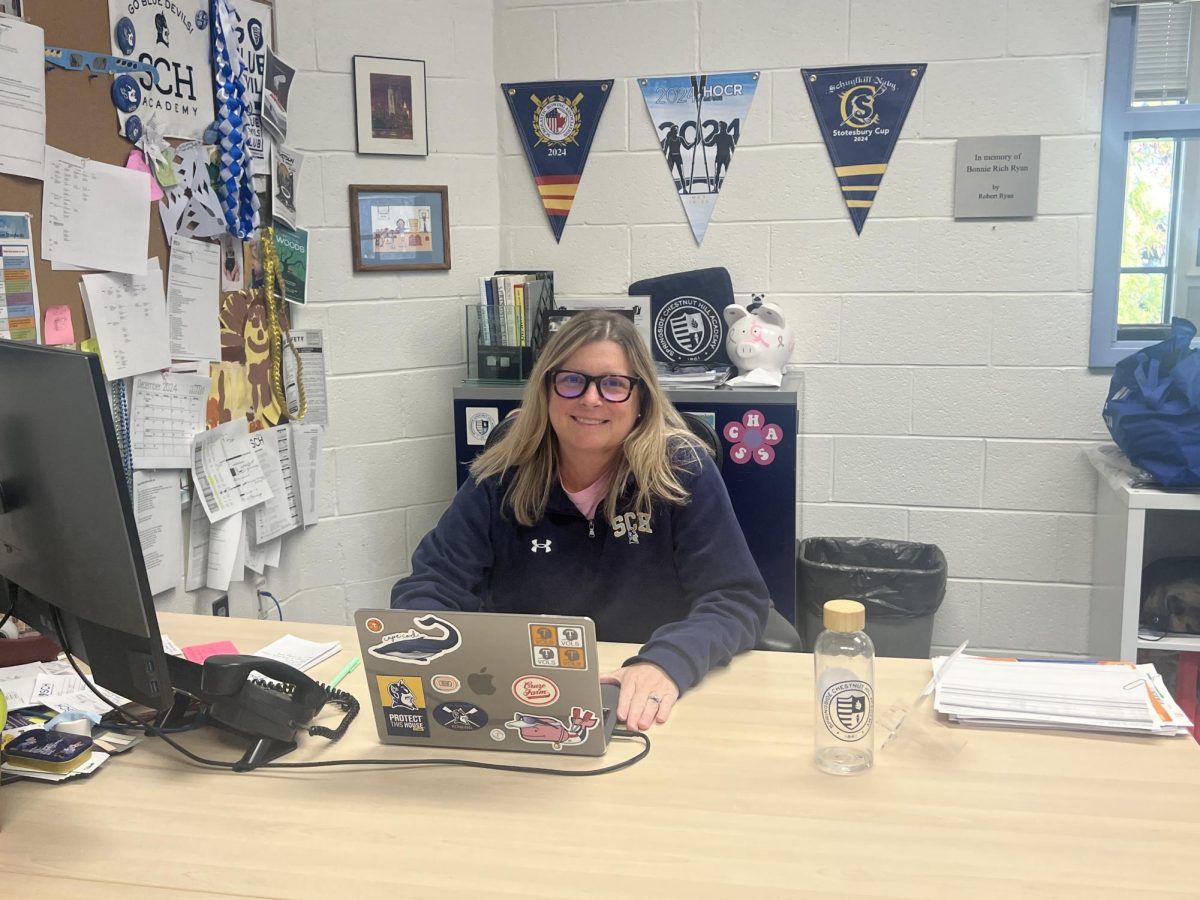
[{"left": 821, "top": 680, "right": 873, "bottom": 742}]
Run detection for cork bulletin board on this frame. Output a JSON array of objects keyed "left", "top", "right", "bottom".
[{"left": 0, "top": 0, "right": 168, "bottom": 346}]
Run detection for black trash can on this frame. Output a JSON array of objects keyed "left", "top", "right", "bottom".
[{"left": 797, "top": 537, "right": 947, "bottom": 658}]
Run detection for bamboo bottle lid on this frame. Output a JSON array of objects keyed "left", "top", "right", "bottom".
[{"left": 823, "top": 599, "right": 865, "bottom": 632}]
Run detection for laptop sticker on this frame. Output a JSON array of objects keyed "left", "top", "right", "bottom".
[
  {"left": 512, "top": 674, "right": 560, "bottom": 707},
  {"left": 368, "top": 614, "right": 463, "bottom": 665},
  {"left": 375, "top": 675, "right": 430, "bottom": 738},
  {"left": 433, "top": 702, "right": 489, "bottom": 732},
  {"left": 431, "top": 674, "right": 461, "bottom": 694},
  {"left": 505, "top": 707, "right": 598, "bottom": 751},
  {"left": 490, "top": 729, "right": 507, "bottom": 742},
  {"left": 528, "top": 624, "right": 589, "bottom": 671}
]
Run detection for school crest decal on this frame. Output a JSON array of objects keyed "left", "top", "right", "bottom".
[
  {"left": 803, "top": 64, "right": 925, "bottom": 235},
  {"left": 503, "top": 79, "right": 613, "bottom": 242}
]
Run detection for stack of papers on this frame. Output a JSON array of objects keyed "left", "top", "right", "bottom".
[
  {"left": 0, "top": 660, "right": 130, "bottom": 718},
  {"left": 656, "top": 363, "right": 732, "bottom": 389},
  {"left": 252, "top": 635, "right": 342, "bottom": 672},
  {"left": 933, "top": 655, "right": 1193, "bottom": 737}
]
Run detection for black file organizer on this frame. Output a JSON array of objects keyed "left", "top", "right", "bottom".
[{"left": 468, "top": 271, "right": 555, "bottom": 382}]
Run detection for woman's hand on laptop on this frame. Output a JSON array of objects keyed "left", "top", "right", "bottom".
[{"left": 600, "top": 663, "right": 678, "bottom": 732}]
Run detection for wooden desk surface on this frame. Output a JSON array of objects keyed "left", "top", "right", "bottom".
[{"left": 3, "top": 612, "right": 1200, "bottom": 898}]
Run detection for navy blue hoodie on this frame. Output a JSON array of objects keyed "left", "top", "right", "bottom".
[{"left": 389, "top": 449, "right": 769, "bottom": 695}]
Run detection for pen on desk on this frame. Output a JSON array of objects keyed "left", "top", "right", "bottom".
[{"left": 329, "top": 656, "right": 361, "bottom": 689}]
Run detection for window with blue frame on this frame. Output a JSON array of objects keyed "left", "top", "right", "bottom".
[{"left": 1092, "top": 2, "right": 1200, "bottom": 365}]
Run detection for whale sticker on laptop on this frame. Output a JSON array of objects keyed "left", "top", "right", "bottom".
[{"left": 367, "top": 614, "right": 462, "bottom": 665}]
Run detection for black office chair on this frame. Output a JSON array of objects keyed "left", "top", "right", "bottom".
[{"left": 482, "top": 408, "right": 803, "bottom": 653}]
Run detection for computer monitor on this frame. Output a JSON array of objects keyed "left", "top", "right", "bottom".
[{"left": 0, "top": 339, "right": 174, "bottom": 710}]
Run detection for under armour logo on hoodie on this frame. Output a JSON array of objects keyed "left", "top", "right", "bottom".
[{"left": 530, "top": 539, "right": 552, "bottom": 553}]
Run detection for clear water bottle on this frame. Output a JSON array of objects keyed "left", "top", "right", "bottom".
[{"left": 814, "top": 599, "right": 874, "bottom": 775}]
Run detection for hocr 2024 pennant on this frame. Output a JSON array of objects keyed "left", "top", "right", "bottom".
[
  {"left": 502, "top": 80, "right": 613, "bottom": 243},
  {"left": 638, "top": 71, "right": 759, "bottom": 245},
  {"left": 803, "top": 64, "right": 925, "bottom": 235}
]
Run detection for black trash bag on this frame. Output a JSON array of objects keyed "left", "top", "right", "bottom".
[{"left": 798, "top": 537, "right": 947, "bottom": 619}]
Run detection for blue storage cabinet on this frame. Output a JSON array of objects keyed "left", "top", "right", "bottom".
[{"left": 452, "top": 379, "right": 800, "bottom": 622}]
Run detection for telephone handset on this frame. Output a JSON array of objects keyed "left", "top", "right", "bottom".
[
  {"left": 197, "top": 654, "right": 358, "bottom": 770},
  {"left": 201, "top": 654, "right": 327, "bottom": 708}
]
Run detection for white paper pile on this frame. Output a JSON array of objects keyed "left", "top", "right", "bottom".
[
  {"left": 252, "top": 635, "right": 342, "bottom": 672},
  {"left": 933, "top": 655, "right": 1193, "bottom": 737},
  {"left": 1, "top": 659, "right": 130, "bottom": 717},
  {"left": 655, "top": 363, "right": 733, "bottom": 389}
]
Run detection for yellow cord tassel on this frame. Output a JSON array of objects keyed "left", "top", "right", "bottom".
[{"left": 262, "top": 226, "right": 306, "bottom": 420}]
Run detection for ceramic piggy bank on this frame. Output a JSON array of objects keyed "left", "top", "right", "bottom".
[{"left": 724, "top": 301, "right": 794, "bottom": 376}]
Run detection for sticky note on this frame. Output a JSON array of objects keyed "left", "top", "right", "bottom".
[
  {"left": 182, "top": 640, "right": 240, "bottom": 664},
  {"left": 126, "top": 148, "right": 165, "bottom": 201},
  {"left": 43, "top": 305, "right": 75, "bottom": 345}
]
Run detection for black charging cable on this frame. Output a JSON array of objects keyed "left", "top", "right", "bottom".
[
  {"left": 45, "top": 611, "right": 651, "bottom": 777},
  {"left": 0, "top": 578, "right": 17, "bottom": 633}
]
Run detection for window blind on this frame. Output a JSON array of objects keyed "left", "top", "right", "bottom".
[{"left": 1132, "top": 3, "right": 1194, "bottom": 102}]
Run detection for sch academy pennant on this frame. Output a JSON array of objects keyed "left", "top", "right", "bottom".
[
  {"left": 638, "top": 71, "right": 759, "bottom": 245},
  {"left": 503, "top": 79, "right": 613, "bottom": 242},
  {"left": 803, "top": 64, "right": 925, "bottom": 235}
]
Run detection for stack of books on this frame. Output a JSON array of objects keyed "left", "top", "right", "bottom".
[
  {"left": 933, "top": 654, "right": 1193, "bottom": 737},
  {"left": 477, "top": 270, "right": 554, "bottom": 349}
]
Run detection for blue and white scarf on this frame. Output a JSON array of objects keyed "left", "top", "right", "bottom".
[{"left": 211, "top": 0, "right": 260, "bottom": 240}]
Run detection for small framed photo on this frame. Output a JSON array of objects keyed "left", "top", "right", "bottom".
[
  {"left": 349, "top": 184, "right": 451, "bottom": 272},
  {"left": 353, "top": 56, "right": 428, "bottom": 156}
]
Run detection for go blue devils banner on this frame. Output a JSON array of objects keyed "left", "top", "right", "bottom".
[
  {"left": 638, "top": 71, "right": 759, "bottom": 245},
  {"left": 803, "top": 64, "right": 926, "bottom": 235},
  {"left": 502, "top": 79, "right": 613, "bottom": 242}
]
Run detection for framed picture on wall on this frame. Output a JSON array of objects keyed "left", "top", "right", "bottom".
[
  {"left": 349, "top": 184, "right": 450, "bottom": 272},
  {"left": 353, "top": 56, "right": 429, "bottom": 156}
]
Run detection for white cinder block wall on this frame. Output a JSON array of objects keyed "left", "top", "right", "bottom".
[
  {"left": 162, "top": 0, "right": 1115, "bottom": 659},
  {"left": 155, "top": 0, "right": 500, "bottom": 623},
  {"left": 496, "top": 0, "right": 1112, "bottom": 657}
]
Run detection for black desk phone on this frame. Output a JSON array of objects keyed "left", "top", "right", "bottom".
[{"left": 165, "top": 654, "right": 358, "bottom": 770}]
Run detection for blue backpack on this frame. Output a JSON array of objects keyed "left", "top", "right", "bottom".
[{"left": 1104, "top": 317, "right": 1200, "bottom": 486}]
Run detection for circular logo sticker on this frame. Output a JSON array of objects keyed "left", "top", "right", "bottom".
[
  {"left": 431, "top": 674, "right": 460, "bottom": 694},
  {"left": 512, "top": 674, "right": 560, "bottom": 707},
  {"left": 490, "top": 728, "right": 506, "bottom": 742},
  {"left": 533, "top": 95, "right": 581, "bottom": 145},
  {"left": 365, "top": 617, "right": 384, "bottom": 633},
  {"left": 111, "top": 74, "right": 142, "bottom": 113},
  {"left": 115, "top": 17, "right": 137, "bottom": 55},
  {"left": 124, "top": 114, "right": 144, "bottom": 144},
  {"left": 433, "top": 702, "right": 488, "bottom": 731},
  {"left": 820, "top": 680, "right": 873, "bottom": 742},
  {"left": 469, "top": 412, "right": 493, "bottom": 441},
  {"left": 194, "top": 8, "right": 209, "bottom": 30},
  {"left": 653, "top": 296, "right": 723, "bottom": 362}
]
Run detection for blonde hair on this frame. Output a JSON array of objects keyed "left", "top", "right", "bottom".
[{"left": 470, "top": 310, "right": 696, "bottom": 526}]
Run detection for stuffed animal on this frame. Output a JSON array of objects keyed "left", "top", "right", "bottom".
[{"left": 724, "top": 300, "right": 795, "bottom": 376}]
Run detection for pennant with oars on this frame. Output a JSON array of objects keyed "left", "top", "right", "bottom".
[
  {"left": 803, "top": 64, "right": 925, "bottom": 235},
  {"left": 502, "top": 79, "right": 613, "bottom": 242}
]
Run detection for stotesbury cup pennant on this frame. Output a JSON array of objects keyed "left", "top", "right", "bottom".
[
  {"left": 803, "top": 64, "right": 926, "bottom": 235},
  {"left": 638, "top": 71, "right": 759, "bottom": 245},
  {"left": 502, "top": 80, "right": 613, "bottom": 242}
]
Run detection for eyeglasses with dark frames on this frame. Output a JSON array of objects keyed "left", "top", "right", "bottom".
[{"left": 549, "top": 370, "right": 642, "bottom": 403}]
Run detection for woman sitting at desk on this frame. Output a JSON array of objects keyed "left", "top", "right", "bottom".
[{"left": 390, "top": 311, "right": 769, "bottom": 731}]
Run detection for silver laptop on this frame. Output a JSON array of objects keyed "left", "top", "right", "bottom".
[{"left": 354, "top": 609, "right": 617, "bottom": 758}]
